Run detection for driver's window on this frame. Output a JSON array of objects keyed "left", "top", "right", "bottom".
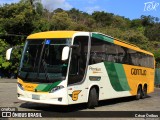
[{"left": 68, "top": 36, "right": 89, "bottom": 85}]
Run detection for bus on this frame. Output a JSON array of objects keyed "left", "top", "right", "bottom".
[{"left": 6, "top": 31, "right": 155, "bottom": 108}]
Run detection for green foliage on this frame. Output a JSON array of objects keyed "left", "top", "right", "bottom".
[
  {"left": 144, "top": 23, "right": 160, "bottom": 41},
  {"left": 94, "top": 26, "right": 123, "bottom": 38},
  {"left": 153, "top": 48, "right": 160, "bottom": 68},
  {"left": 0, "top": 39, "right": 10, "bottom": 70},
  {"left": 10, "top": 48, "right": 22, "bottom": 74},
  {"left": 50, "top": 11, "right": 72, "bottom": 30},
  {"left": 111, "top": 15, "right": 130, "bottom": 29},
  {"left": 32, "top": 18, "right": 50, "bottom": 33},
  {"left": 0, "top": 0, "right": 45, "bottom": 36},
  {"left": 124, "top": 30, "right": 149, "bottom": 50},
  {"left": 130, "top": 19, "right": 142, "bottom": 28},
  {"left": 68, "top": 22, "right": 89, "bottom": 31},
  {"left": 154, "top": 49, "right": 160, "bottom": 59},
  {"left": 0, "top": 0, "right": 160, "bottom": 77},
  {"left": 92, "top": 11, "right": 113, "bottom": 26},
  {"left": 141, "top": 15, "right": 155, "bottom": 27}
]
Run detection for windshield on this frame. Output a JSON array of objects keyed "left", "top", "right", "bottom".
[{"left": 18, "top": 38, "right": 71, "bottom": 83}]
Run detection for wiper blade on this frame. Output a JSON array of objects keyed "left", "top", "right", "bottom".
[
  {"left": 42, "top": 59, "right": 49, "bottom": 81},
  {"left": 25, "top": 72, "right": 29, "bottom": 81}
]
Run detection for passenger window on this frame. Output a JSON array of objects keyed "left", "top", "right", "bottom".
[
  {"left": 106, "top": 44, "right": 118, "bottom": 62},
  {"left": 89, "top": 37, "right": 154, "bottom": 68}
]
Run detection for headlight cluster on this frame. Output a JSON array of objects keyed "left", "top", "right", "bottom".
[
  {"left": 17, "top": 83, "right": 24, "bottom": 91},
  {"left": 50, "top": 85, "right": 64, "bottom": 93}
]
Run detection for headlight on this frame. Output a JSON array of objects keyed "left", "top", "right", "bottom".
[
  {"left": 50, "top": 85, "right": 64, "bottom": 93},
  {"left": 17, "top": 83, "right": 24, "bottom": 91}
]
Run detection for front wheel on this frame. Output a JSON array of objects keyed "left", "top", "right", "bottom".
[{"left": 87, "top": 88, "right": 98, "bottom": 109}]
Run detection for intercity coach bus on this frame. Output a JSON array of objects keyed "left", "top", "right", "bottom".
[{"left": 6, "top": 31, "right": 155, "bottom": 108}]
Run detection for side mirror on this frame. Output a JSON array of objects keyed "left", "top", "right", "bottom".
[
  {"left": 6, "top": 48, "right": 13, "bottom": 60},
  {"left": 70, "top": 45, "right": 79, "bottom": 48},
  {"left": 62, "top": 46, "right": 70, "bottom": 61}
]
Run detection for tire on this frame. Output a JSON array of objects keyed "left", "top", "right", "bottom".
[
  {"left": 142, "top": 86, "right": 147, "bottom": 99},
  {"left": 136, "top": 86, "right": 142, "bottom": 100},
  {"left": 87, "top": 88, "right": 98, "bottom": 109}
]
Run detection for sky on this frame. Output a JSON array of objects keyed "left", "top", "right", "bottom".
[{"left": 0, "top": 0, "right": 160, "bottom": 20}]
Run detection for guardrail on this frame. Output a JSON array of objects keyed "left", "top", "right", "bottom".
[{"left": 155, "top": 68, "right": 160, "bottom": 87}]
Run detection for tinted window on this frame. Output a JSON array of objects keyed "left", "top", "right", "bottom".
[
  {"left": 89, "top": 37, "right": 154, "bottom": 68},
  {"left": 68, "top": 36, "right": 89, "bottom": 85}
]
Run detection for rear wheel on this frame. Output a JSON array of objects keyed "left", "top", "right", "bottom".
[
  {"left": 142, "top": 86, "right": 147, "bottom": 98},
  {"left": 136, "top": 86, "right": 142, "bottom": 100},
  {"left": 87, "top": 88, "right": 98, "bottom": 109}
]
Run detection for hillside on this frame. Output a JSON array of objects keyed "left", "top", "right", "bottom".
[{"left": 0, "top": 0, "right": 160, "bottom": 77}]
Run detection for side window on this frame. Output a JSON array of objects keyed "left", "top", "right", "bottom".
[
  {"left": 105, "top": 44, "right": 118, "bottom": 63},
  {"left": 120, "top": 47, "right": 128, "bottom": 64},
  {"left": 127, "top": 49, "right": 134, "bottom": 65},
  {"left": 68, "top": 36, "right": 89, "bottom": 85},
  {"left": 138, "top": 53, "right": 144, "bottom": 66},
  {"left": 142, "top": 54, "right": 147, "bottom": 67},
  {"left": 130, "top": 51, "right": 139, "bottom": 66},
  {"left": 137, "top": 53, "right": 153, "bottom": 68},
  {"left": 116, "top": 46, "right": 125, "bottom": 63},
  {"left": 89, "top": 37, "right": 119, "bottom": 64},
  {"left": 118, "top": 47, "right": 133, "bottom": 65},
  {"left": 89, "top": 37, "right": 154, "bottom": 68},
  {"left": 89, "top": 38, "right": 105, "bottom": 64},
  {"left": 148, "top": 56, "right": 154, "bottom": 68}
]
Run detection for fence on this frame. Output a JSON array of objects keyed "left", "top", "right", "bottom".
[{"left": 155, "top": 68, "right": 160, "bottom": 87}]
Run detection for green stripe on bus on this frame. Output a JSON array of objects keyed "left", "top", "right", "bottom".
[
  {"left": 92, "top": 33, "right": 114, "bottom": 43},
  {"left": 35, "top": 81, "right": 62, "bottom": 92},
  {"left": 104, "top": 62, "right": 124, "bottom": 91},
  {"left": 114, "top": 63, "right": 131, "bottom": 91},
  {"left": 104, "top": 62, "right": 130, "bottom": 91}
]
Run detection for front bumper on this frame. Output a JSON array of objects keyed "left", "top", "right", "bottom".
[{"left": 17, "top": 85, "right": 69, "bottom": 105}]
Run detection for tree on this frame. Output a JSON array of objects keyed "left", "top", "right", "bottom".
[
  {"left": 67, "top": 8, "right": 94, "bottom": 29},
  {"left": 54, "top": 8, "right": 64, "bottom": 13},
  {"left": 0, "top": 2, "right": 34, "bottom": 35},
  {"left": 68, "top": 8, "right": 82, "bottom": 22},
  {"left": 0, "top": 0, "right": 44, "bottom": 35},
  {"left": 50, "top": 11, "right": 72, "bottom": 30},
  {"left": 0, "top": 39, "right": 10, "bottom": 77},
  {"left": 111, "top": 15, "right": 130, "bottom": 29},
  {"left": 130, "top": 19, "right": 142, "bottom": 28},
  {"left": 141, "top": 15, "right": 154, "bottom": 27},
  {"left": 145, "top": 23, "right": 160, "bottom": 41},
  {"left": 92, "top": 11, "right": 113, "bottom": 27}
]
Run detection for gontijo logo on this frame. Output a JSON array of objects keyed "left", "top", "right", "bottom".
[
  {"left": 89, "top": 66, "right": 102, "bottom": 73},
  {"left": 131, "top": 68, "right": 147, "bottom": 76}
]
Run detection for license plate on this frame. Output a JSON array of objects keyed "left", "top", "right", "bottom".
[{"left": 32, "top": 94, "right": 40, "bottom": 100}]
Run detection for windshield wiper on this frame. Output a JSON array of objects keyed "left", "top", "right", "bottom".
[{"left": 42, "top": 59, "right": 49, "bottom": 81}]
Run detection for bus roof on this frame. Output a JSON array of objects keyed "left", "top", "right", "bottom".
[{"left": 27, "top": 31, "right": 79, "bottom": 39}]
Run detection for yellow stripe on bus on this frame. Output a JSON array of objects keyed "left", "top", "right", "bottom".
[
  {"left": 27, "top": 31, "right": 78, "bottom": 39},
  {"left": 114, "top": 40, "right": 153, "bottom": 56}
]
